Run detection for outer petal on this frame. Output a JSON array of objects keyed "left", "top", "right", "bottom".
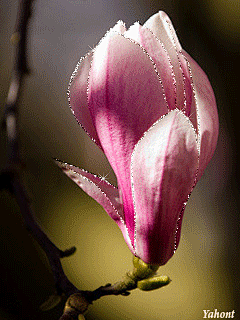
[
  {"left": 55, "top": 160, "right": 134, "bottom": 252},
  {"left": 131, "top": 110, "right": 199, "bottom": 265},
  {"left": 144, "top": 11, "right": 193, "bottom": 116},
  {"left": 68, "top": 51, "right": 102, "bottom": 148},
  {"left": 55, "top": 159, "right": 123, "bottom": 221},
  {"left": 181, "top": 50, "right": 219, "bottom": 179},
  {"left": 68, "top": 21, "right": 127, "bottom": 149},
  {"left": 88, "top": 30, "right": 168, "bottom": 247}
]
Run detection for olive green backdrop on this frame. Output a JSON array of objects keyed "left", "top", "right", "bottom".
[{"left": 0, "top": 0, "right": 239, "bottom": 319}]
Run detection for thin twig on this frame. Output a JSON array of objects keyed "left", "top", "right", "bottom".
[
  {"left": 58, "top": 277, "right": 136, "bottom": 319},
  {"left": 3, "top": 0, "right": 33, "bottom": 166},
  {"left": 58, "top": 260, "right": 171, "bottom": 319},
  {"left": 1, "top": 0, "right": 79, "bottom": 306},
  {"left": 10, "top": 173, "right": 79, "bottom": 296}
]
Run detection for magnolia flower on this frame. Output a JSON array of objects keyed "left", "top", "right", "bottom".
[{"left": 56, "top": 11, "right": 218, "bottom": 265}]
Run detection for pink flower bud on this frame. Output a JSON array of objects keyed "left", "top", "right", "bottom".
[{"left": 57, "top": 11, "right": 219, "bottom": 265}]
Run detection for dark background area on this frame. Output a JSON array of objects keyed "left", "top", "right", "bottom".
[{"left": 0, "top": 0, "right": 239, "bottom": 319}]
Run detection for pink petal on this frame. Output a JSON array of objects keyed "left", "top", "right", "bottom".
[
  {"left": 144, "top": 11, "right": 193, "bottom": 116},
  {"left": 181, "top": 50, "right": 219, "bottom": 179},
  {"left": 68, "top": 51, "right": 102, "bottom": 148},
  {"left": 88, "top": 30, "right": 168, "bottom": 247},
  {"left": 131, "top": 110, "right": 199, "bottom": 265},
  {"left": 68, "top": 21, "right": 127, "bottom": 149},
  {"left": 143, "top": 11, "right": 182, "bottom": 52},
  {"left": 125, "top": 22, "right": 176, "bottom": 111},
  {"left": 54, "top": 159, "right": 123, "bottom": 222},
  {"left": 55, "top": 159, "right": 134, "bottom": 253}
]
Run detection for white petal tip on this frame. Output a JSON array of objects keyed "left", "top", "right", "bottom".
[{"left": 111, "top": 20, "right": 127, "bottom": 34}]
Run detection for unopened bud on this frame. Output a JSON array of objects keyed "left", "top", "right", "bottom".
[{"left": 137, "top": 275, "right": 171, "bottom": 291}]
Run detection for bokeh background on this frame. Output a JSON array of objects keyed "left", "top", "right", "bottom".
[{"left": 0, "top": 0, "right": 239, "bottom": 319}]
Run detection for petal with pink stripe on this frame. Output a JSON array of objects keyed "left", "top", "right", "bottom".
[
  {"left": 88, "top": 30, "right": 168, "bottom": 246},
  {"left": 131, "top": 110, "right": 199, "bottom": 265}
]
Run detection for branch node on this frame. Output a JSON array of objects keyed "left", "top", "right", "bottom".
[{"left": 60, "top": 246, "right": 77, "bottom": 258}]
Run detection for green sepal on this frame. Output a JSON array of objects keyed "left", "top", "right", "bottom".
[{"left": 132, "top": 256, "right": 159, "bottom": 280}]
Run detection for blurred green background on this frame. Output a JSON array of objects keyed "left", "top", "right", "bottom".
[{"left": 0, "top": 0, "right": 239, "bottom": 319}]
